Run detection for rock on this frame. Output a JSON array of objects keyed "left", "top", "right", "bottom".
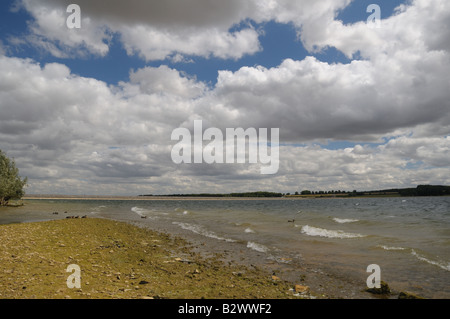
[
  {"left": 139, "top": 280, "right": 150, "bottom": 285},
  {"left": 294, "top": 285, "right": 310, "bottom": 293},
  {"left": 366, "top": 281, "right": 391, "bottom": 295},
  {"left": 271, "top": 275, "right": 280, "bottom": 281},
  {"left": 398, "top": 291, "right": 424, "bottom": 299}
]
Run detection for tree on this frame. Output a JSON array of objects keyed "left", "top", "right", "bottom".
[{"left": 0, "top": 150, "right": 27, "bottom": 206}]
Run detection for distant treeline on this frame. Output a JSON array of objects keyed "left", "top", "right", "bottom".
[
  {"left": 140, "top": 191, "right": 283, "bottom": 198},
  {"left": 351, "top": 185, "right": 450, "bottom": 197},
  {"left": 139, "top": 185, "right": 450, "bottom": 198}
]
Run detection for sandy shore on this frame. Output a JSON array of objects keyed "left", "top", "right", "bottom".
[{"left": 0, "top": 218, "right": 310, "bottom": 299}]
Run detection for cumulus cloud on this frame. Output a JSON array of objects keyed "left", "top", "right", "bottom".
[
  {"left": 1, "top": 0, "right": 450, "bottom": 195},
  {"left": 14, "top": 0, "right": 263, "bottom": 60},
  {"left": 12, "top": 0, "right": 356, "bottom": 61},
  {"left": 0, "top": 55, "right": 193, "bottom": 192},
  {"left": 203, "top": 50, "right": 450, "bottom": 142}
]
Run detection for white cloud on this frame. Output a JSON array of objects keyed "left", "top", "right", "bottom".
[
  {"left": 14, "top": 0, "right": 263, "bottom": 60},
  {"left": 207, "top": 50, "right": 450, "bottom": 142},
  {"left": 2, "top": 0, "right": 450, "bottom": 195},
  {"left": 12, "top": 0, "right": 356, "bottom": 61},
  {"left": 16, "top": 0, "right": 111, "bottom": 58}
]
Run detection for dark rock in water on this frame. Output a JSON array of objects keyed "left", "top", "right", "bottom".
[
  {"left": 366, "top": 281, "right": 391, "bottom": 295},
  {"left": 398, "top": 291, "right": 424, "bottom": 299},
  {"left": 139, "top": 280, "right": 150, "bottom": 285}
]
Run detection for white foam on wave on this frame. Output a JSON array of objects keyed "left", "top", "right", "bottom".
[
  {"left": 244, "top": 227, "right": 255, "bottom": 233},
  {"left": 377, "top": 246, "right": 449, "bottom": 271},
  {"left": 173, "top": 222, "right": 237, "bottom": 243},
  {"left": 333, "top": 218, "right": 359, "bottom": 224},
  {"left": 411, "top": 250, "right": 450, "bottom": 272},
  {"left": 377, "top": 245, "right": 407, "bottom": 251},
  {"left": 91, "top": 205, "right": 107, "bottom": 213},
  {"left": 247, "top": 241, "right": 269, "bottom": 253},
  {"left": 300, "top": 225, "right": 365, "bottom": 239},
  {"left": 131, "top": 206, "right": 148, "bottom": 217}
]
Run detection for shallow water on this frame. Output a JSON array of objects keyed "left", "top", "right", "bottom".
[{"left": 1, "top": 197, "right": 449, "bottom": 298}]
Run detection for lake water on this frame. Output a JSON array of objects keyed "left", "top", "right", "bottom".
[{"left": 1, "top": 196, "right": 449, "bottom": 298}]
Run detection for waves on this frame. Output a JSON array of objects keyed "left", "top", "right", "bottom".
[
  {"left": 411, "top": 250, "right": 450, "bottom": 272},
  {"left": 377, "top": 245, "right": 450, "bottom": 272},
  {"left": 333, "top": 218, "right": 359, "bottom": 224},
  {"left": 247, "top": 241, "right": 270, "bottom": 253},
  {"left": 127, "top": 200, "right": 449, "bottom": 281},
  {"left": 172, "top": 221, "right": 273, "bottom": 255},
  {"left": 131, "top": 206, "right": 166, "bottom": 220},
  {"left": 298, "top": 225, "right": 366, "bottom": 239},
  {"left": 172, "top": 222, "right": 237, "bottom": 243},
  {"left": 377, "top": 245, "right": 407, "bottom": 251},
  {"left": 131, "top": 207, "right": 148, "bottom": 217}
]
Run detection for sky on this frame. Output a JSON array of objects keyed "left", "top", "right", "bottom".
[{"left": 1, "top": 0, "right": 450, "bottom": 196}]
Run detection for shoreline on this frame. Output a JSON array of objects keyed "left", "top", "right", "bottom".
[
  {"left": 2, "top": 199, "right": 437, "bottom": 299},
  {"left": 0, "top": 218, "right": 311, "bottom": 299},
  {"left": 0, "top": 217, "right": 427, "bottom": 299}
]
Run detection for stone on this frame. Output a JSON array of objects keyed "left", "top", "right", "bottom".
[
  {"left": 398, "top": 291, "right": 424, "bottom": 299},
  {"left": 271, "top": 275, "right": 280, "bottom": 281},
  {"left": 294, "top": 284, "right": 310, "bottom": 293},
  {"left": 366, "top": 281, "right": 391, "bottom": 295}
]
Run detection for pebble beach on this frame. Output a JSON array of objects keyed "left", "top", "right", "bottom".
[{"left": 0, "top": 217, "right": 306, "bottom": 299}]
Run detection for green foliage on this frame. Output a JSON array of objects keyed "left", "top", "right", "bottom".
[{"left": 0, "top": 150, "right": 27, "bottom": 206}]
